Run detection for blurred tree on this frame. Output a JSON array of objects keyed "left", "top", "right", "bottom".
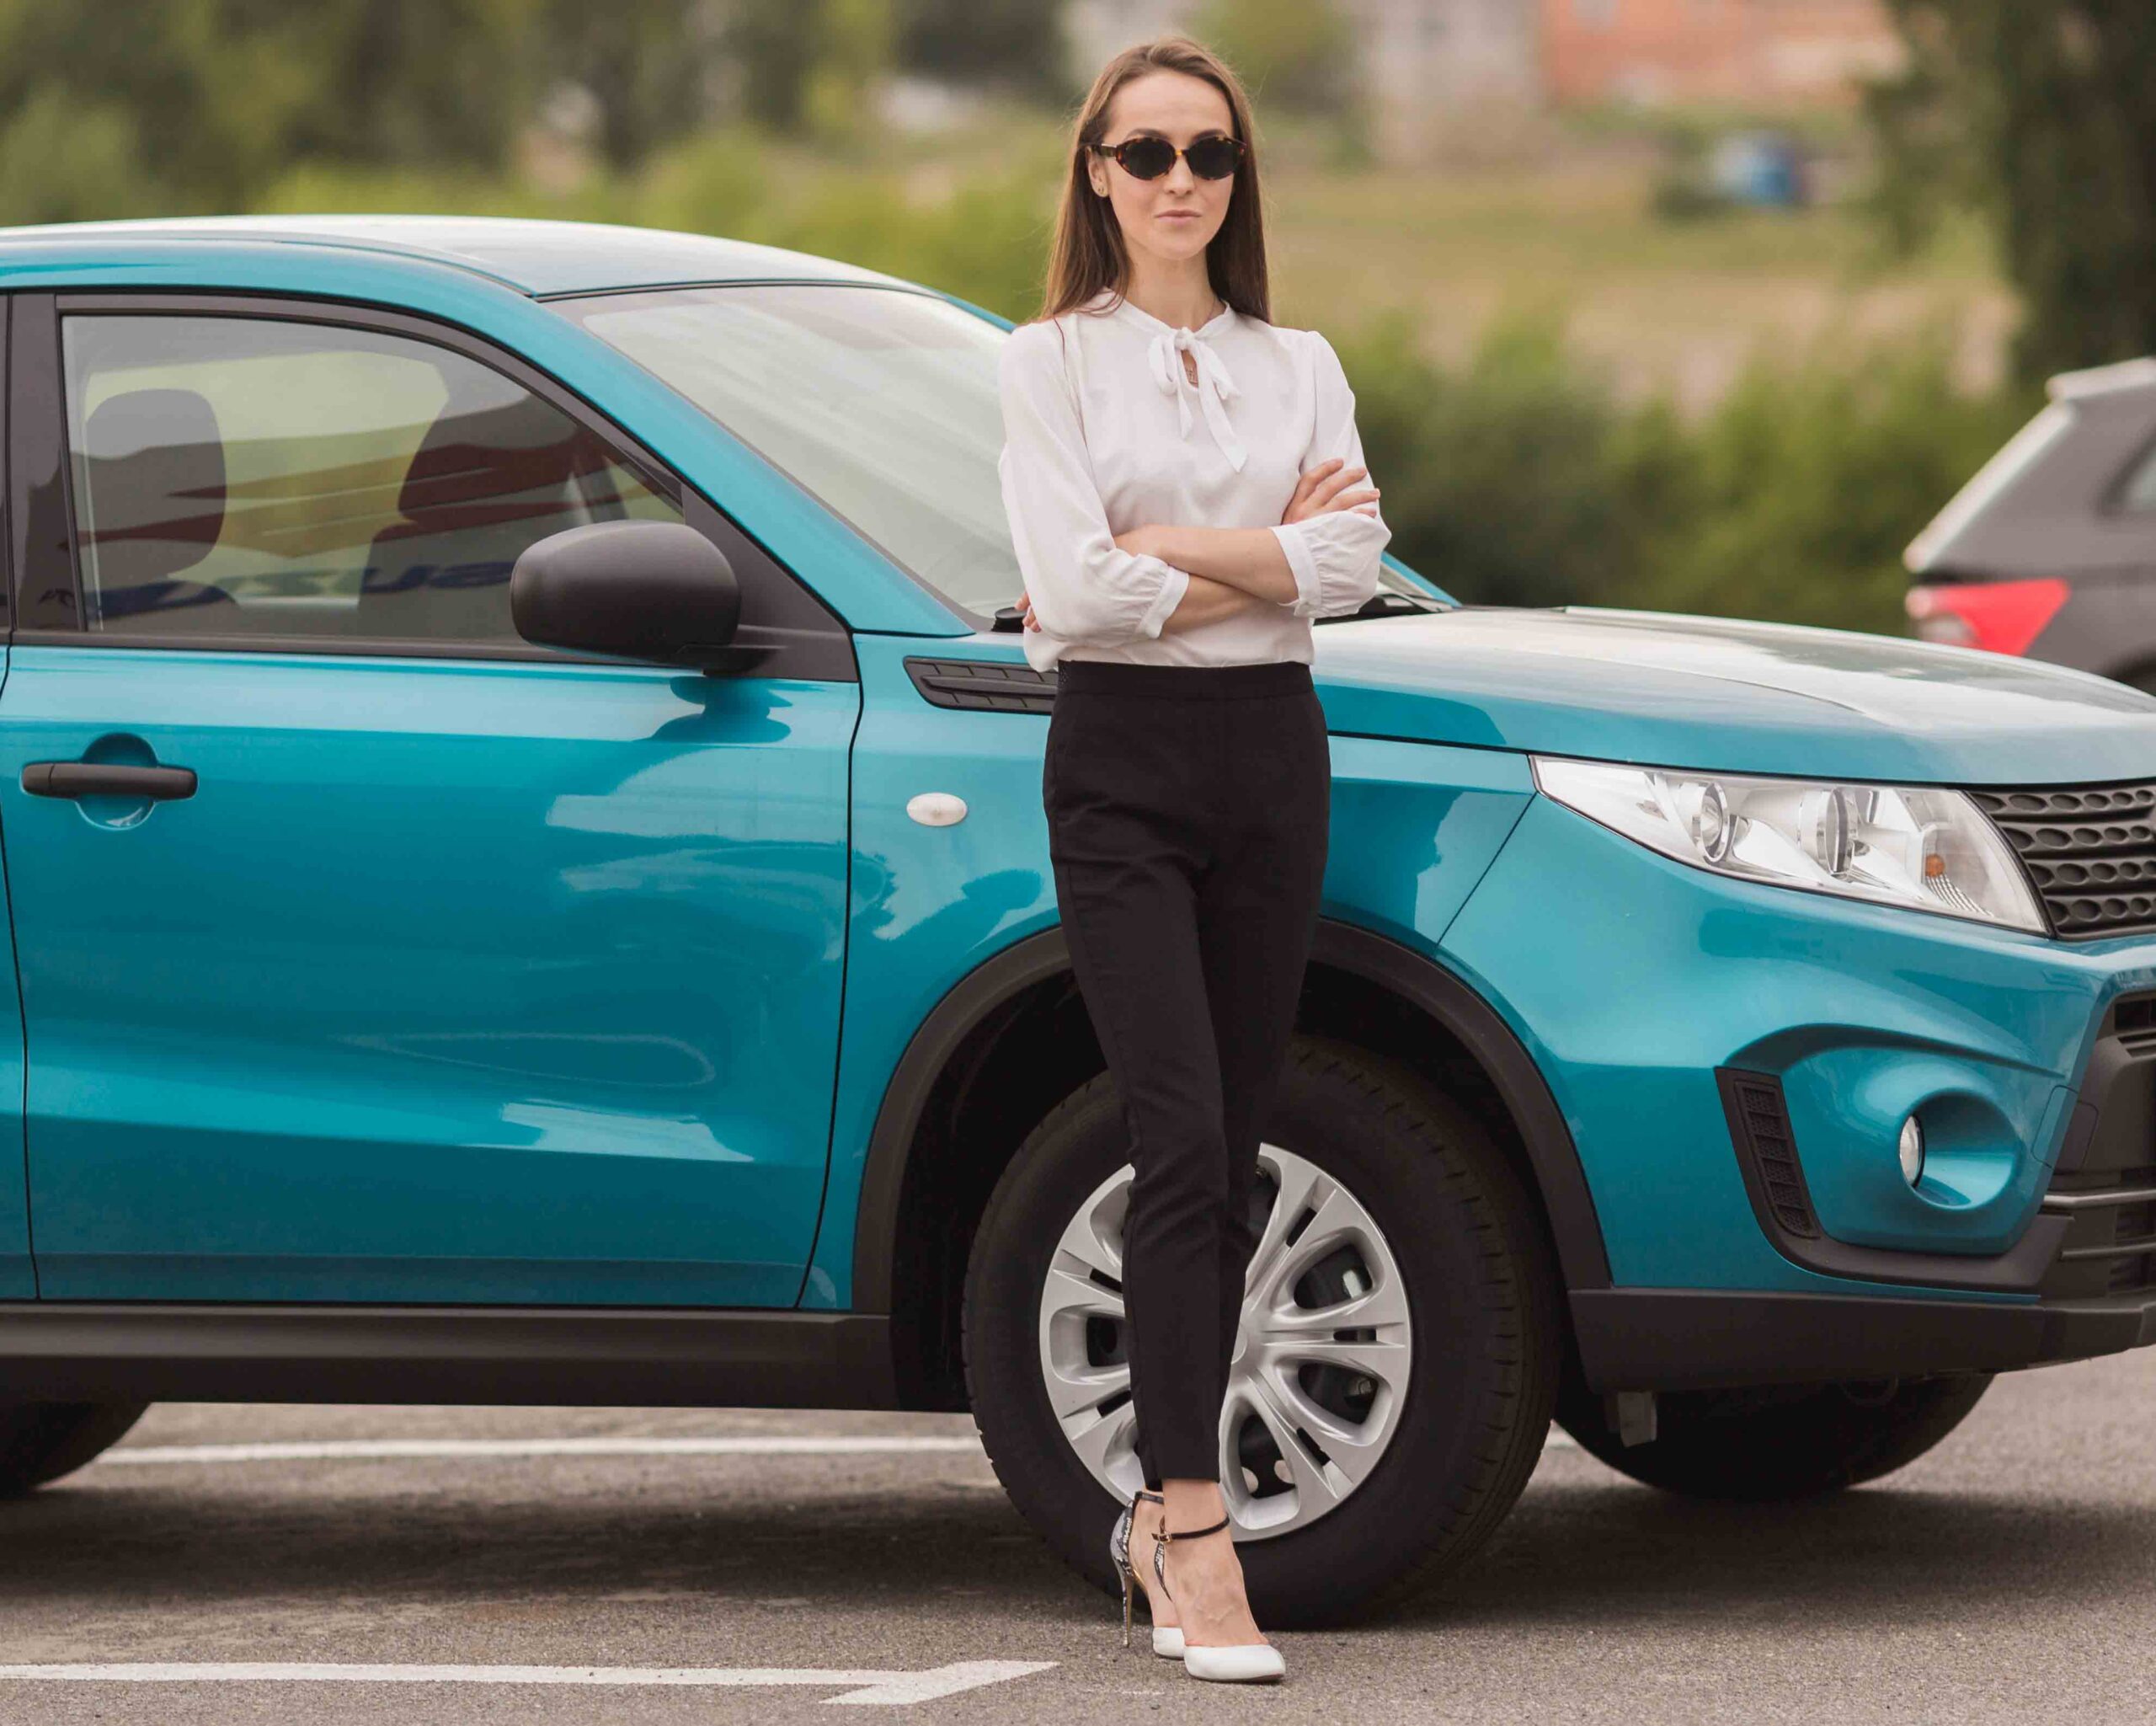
[
  {"left": 1190, "top": 0, "right": 1355, "bottom": 117},
  {"left": 896, "top": 0, "right": 1063, "bottom": 97},
  {"left": 802, "top": 0, "right": 896, "bottom": 148},
  {"left": 0, "top": 0, "right": 536, "bottom": 216},
  {"left": 1866, "top": 2, "right": 2156, "bottom": 382},
  {"left": 535, "top": 0, "right": 728, "bottom": 171},
  {"left": 708, "top": 0, "right": 813, "bottom": 131},
  {"left": 716, "top": 0, "right": 892, "bottom": 137}
]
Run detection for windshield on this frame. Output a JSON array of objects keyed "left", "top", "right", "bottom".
[{"left": 554, "top": 282, "right": 1446, "bottom": 621}]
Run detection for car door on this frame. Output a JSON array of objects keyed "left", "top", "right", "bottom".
[{"left": 0, "top": 291, "right": 858, "bottom": 1306}]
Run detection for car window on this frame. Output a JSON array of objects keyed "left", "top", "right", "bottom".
[
  {"left": 2121, "top": 436, "right": 2156, "bottom": 514},
  {"left": 59, "top": 313, "right": 678, "bottom": 644},
  {"left": 555, "top": 283, "right": 1444, "bottom": 620}
]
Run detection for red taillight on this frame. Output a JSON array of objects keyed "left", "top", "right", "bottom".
[{"left": 1904, "top": 578, "right": 2069, "bottom": 656}]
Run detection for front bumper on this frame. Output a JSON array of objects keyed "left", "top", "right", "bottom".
[
  {"left": 1443, "top": 790, "right": 2156, "bottom": 1294},
  {"left": 1573, "top": 1283, "right": 2156, "bottom": 1392},
  {"left": 1572, "top": 989, "right": 2156, "bottom": 1391}
]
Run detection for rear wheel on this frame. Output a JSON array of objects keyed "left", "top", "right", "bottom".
[
  {"left": 963, "top": 1035, "right": 1562, "bottom": 1627},
  {"left": 0, "top": 1402, "right": 150, "bottom": 1497},
  {"left": 1555, "top": 1373, "right": 1993, "bottom": 1500}
]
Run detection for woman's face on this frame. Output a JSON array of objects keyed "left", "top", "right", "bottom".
[{"left": 1086, "top": 70, "right": 1237, "bottom": 270}]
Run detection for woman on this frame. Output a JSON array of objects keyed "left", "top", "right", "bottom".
[{"left": 995, "top": 35, "right": 1391, "bottom": 1687}]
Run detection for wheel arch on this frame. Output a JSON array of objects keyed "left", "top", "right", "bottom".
[{"left": 850, "top": 917, "right": 1611, "bottom": 1410}]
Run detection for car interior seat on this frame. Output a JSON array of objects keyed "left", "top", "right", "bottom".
[{"left": 74, "top": 387, "right": 236, "bottom": 629}]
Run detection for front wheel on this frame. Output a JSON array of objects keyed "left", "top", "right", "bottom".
[
  {"left": 1555, "top": 1373, "right": 1993, "bottom": 1500},
  {"left": 0, "top": 1402, "right": 150, "bottom": 1497},
  {"left": 962, "top": 1035, "right": 1562, "bottom": 1627}
]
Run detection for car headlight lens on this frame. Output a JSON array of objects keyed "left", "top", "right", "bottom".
[{"left": 1529, "top": 756, "right": 2047, "bottom": 934}]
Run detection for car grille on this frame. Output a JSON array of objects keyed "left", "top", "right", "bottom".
[{"left": 1966, "top": 778, "right": 2156, "bottom": 940}]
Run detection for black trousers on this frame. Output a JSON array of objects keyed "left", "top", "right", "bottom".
[{"left": 1041, "top": 655, "right": 1331, "bottom": 1488}]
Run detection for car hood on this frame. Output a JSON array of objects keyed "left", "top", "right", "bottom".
[{"left": 1310, "top": 605, "right": 2156, "bottom": 785}]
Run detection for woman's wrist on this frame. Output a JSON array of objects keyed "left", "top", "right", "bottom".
[{"left": 1117, "top": 524, "right": 1296, "bottom": 606}]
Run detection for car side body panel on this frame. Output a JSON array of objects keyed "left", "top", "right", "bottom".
[{"left": 804, "top": 631, "right": 1541, "bottom": 1311}]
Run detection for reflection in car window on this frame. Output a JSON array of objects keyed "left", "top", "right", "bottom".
[
  {"left": 557, "top": 283, "right": 1435, "bottom": 621},
  {"left": 60, "top": 314, "right": 678, "bottom": 643}
]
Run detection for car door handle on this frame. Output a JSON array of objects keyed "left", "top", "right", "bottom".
[{"left": 20, "top": 762, "right": 199, "bottom": 801}]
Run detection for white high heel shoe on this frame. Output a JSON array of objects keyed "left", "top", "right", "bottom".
[
  {"left": 1107, "top": 1489, "right": 1185, "bottom": 1658},
  {"left": 1150, "top": 1512, "right": 1286, "bottom": 1683}
]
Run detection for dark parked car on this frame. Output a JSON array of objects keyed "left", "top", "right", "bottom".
[{"left": 1906, "top": 357, "right": 2156, "bottom": 692}]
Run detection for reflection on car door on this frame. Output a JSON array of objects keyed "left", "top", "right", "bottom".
[{"left": 0, "top": 294, "right": 857, "bottom": 1306}]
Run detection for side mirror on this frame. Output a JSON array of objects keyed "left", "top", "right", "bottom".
[{"left": 510, "top": 520, "right": 744, "bottom": 670}]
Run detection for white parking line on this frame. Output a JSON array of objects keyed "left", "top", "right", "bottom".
[
  {"left": 0, "top": 1661, "right": 1055, "bottom": 1705},
  {"left": 95, "top": 1436, "right": 988, "bottom": 1466},
  {"left": 93, "top": 1429, "right": 1577, "bottom": 1468}
]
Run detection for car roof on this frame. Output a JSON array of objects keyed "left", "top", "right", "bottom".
[{"left": 0, "top": 214, "right": 921, "bottom": 299}]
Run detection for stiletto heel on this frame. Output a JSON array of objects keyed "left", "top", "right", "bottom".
[
  {"left": 1107, "top": 1488, "right": 1183, "bottom": 1657},
  {"left": 1150, "top": 1514, "right": 1286, "bottom": 1683}
]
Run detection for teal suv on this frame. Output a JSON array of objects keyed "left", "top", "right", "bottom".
[{"left": 2, "top": 216, "right": 2154, "bottom": 1624}]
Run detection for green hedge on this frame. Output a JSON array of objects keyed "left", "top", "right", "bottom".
[{"left": 1333, "top": 310, "right": 2038, "bottom": 635}]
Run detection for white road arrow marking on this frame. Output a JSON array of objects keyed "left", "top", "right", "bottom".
[
  {"left": 94, "top": 1436, "right": 986, "bottom": 1466},
  {"left": 0, "top": 1661, "right": 1056, "bottom": 1705}
]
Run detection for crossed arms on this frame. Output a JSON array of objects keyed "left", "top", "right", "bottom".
[{"left": 996, "top": 322, "right": 1393, "bottom": 644}]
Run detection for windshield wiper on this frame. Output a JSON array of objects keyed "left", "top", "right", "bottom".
[{"left": 993, "top": 590, "right": 1445, "bottom": 633}]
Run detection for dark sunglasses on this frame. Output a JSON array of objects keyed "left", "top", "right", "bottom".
[{"left": 1089, "top": 133, "right": 1246, "bottom": 182}]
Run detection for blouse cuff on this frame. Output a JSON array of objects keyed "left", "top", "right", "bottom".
[
  {"left": 1269, "top": 521, "right": 1325, "bottom": 617},
  {"left": 1136, "top": 563, "right": 1190, "bottom": 638}
]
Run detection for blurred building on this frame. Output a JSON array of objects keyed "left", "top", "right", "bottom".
[
  {"left": 1065, "top": 1, "right": 1541, "bottom": 159},
  {"left": 1061, "top": 1, "right": 1903, "bottom": 163},
  {"left": 1541, "top": 0, "right": 1904, "bottom": 110}
]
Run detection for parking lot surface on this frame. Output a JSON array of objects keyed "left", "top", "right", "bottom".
[{"left": 5, "top": 1349, "right": 2156, "bottom": 1723}]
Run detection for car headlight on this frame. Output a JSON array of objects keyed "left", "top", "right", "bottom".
[{"left": 1529, "top": 756, "right": 2047, "bottom": 934}]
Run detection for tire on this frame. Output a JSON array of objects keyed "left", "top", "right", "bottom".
[
  {"left": 962, "top": 1034, "right": 1562, "bottom": 1627},
  {"left": 0, "top": 1402, "right": 150, "bottom": 1497},
  {"left": 1555, "top": 1372, "right": 1993, "bottom": 1501}
]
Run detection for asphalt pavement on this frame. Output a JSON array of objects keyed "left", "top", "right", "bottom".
[{"left": 4, "top": 1347, "right": 2156, "bottom": 1723}]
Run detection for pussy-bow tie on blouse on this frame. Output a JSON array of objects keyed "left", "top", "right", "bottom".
[{"left": 1145, "top": 325, "right": 1247, "bottom": 472}]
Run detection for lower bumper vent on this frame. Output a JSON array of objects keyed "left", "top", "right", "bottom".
[{"left": 1715, "top": 1067, "right": 1820, "bottom": 1240}]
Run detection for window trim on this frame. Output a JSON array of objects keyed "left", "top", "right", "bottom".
[{"left": 7, "top": 289, "right": 855, "bottom": 678}]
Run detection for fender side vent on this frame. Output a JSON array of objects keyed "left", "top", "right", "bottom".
[
  {"left": 903, "top": 655, "right": 1056, "bottom": 714},
  {"left": 1715, "top": 1066, "right": 1820, "bottom": 1240}
]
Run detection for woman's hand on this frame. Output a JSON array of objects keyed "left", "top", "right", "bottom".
[
  {"left": 1283, "top": 457, "right": 1380, "bottom": 526},
  {"left": 1112, "top": 525, "right": 1167, "bottom": 563},
  {"left": 1014, "top": 528, "right": 1167, "bottom": 627}
]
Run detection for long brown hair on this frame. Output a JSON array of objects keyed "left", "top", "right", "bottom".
[{"left": 1036, "top": 36, "right": 1271, "bottom": 328}]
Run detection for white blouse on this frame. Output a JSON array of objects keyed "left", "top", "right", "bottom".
[{"left": 996, "top": 286, "right": 1393, "bottom": 673}]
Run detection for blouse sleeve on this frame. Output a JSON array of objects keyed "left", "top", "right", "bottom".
[
  {"left": 1267, "top": 329, "right": 1392, "bottom": 619},
  {"left": 997, "top": 321, "right": 1189, "bottom": 644}
]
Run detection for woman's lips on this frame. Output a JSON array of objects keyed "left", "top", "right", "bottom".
[{"left": 1159, "top": 211, "right": 1199, "bottom": 222}]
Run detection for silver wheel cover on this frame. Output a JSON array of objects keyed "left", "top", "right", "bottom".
[{"left": 1036, "top": 1141, "right": 1413, "bottom": 1538}]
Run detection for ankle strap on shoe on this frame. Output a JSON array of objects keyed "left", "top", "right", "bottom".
[{"left": 1155, "top": 1513, "right": 1230, "bottom": 1545}]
